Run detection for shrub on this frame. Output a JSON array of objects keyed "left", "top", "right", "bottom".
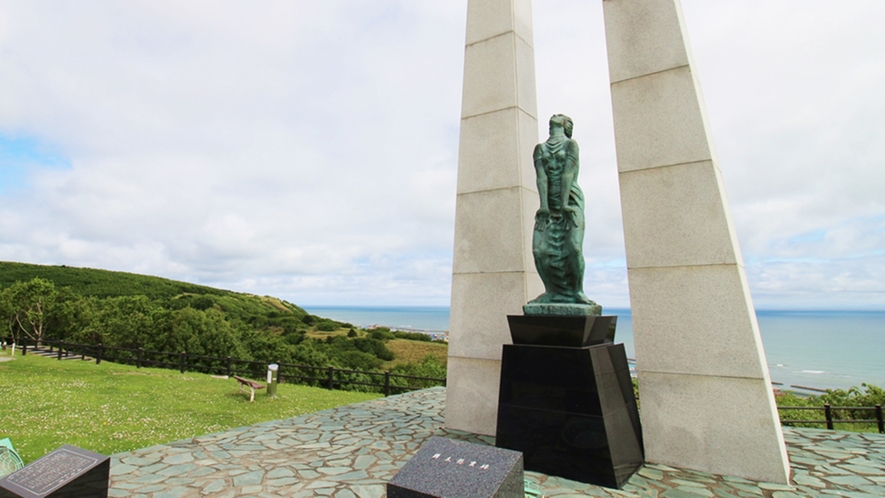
[
  {"left": 369, "top": 328, "right": 395, "bottom": 341},
  {"left": 393, "top": 331, "right": 431, "bottom": 342},
  {"left": 353, "top": 338, "right": 395, "bottom": 361},
  {"left": 390, "top": 355, "right": 446, "bottom": 391},
  {"left": 315, "top": 322, "right": 338, "bottom": 332}
]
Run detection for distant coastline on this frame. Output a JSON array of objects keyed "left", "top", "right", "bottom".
[
  {"left": 302, "top": 305, "right": 636, "bottom": 332},
  {"left": 303, "top": 305, "right": 451, "bottom": 333},
  {"left": 304, "top": 305, "right": 885, "bottom": 391}
]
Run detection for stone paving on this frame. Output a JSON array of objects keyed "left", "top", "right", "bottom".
[{"left": 109, "top": 387, "right": 885, "bottom": 497}]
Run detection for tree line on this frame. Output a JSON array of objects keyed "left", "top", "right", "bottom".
[{"left": 0, "top": 272, "right": 446, "bottom": 390}]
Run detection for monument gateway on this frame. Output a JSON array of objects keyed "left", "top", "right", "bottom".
[{"left": 448, "top": 0, "right": 790, "bottom": 485}]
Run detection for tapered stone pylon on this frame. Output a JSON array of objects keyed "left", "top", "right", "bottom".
[
  {"left": 446, "top": 0, "right": 543, "bottom": 436},
  {"left": 602, "top": 0, "right": 790, "bottom": 483}
]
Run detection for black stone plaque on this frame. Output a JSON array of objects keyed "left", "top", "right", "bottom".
[
  {"left": 387, "top": 436, "right": 524, "bottom": 498},
  {"left": 507, "top": 315, "right": 616, "bottom": 347},
  {"left": 0, "top": 445, "right": 109, "bottom": 498},
  {"left": 497, "top": 317, "right": 643, "bottom": 489}
]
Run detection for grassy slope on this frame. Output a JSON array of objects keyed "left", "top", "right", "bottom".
[
  {"left": 0, "top": 261, "right": 227, "bottom": 299},
  {"left": 0, "top": 260, "right": 309, "bottom": 326},
  {"left": 0, "top": 351, "right": 380, "bottom": 463},
  {"left": 305, "top": 329, "right": 450, "bottom": 369},
  {"left": 385, "top": 339, "right": 448, "bottom": 367}
]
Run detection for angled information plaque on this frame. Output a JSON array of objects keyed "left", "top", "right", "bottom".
[{"left": 0, "top": 445, "right": 109, "bottom": 498}]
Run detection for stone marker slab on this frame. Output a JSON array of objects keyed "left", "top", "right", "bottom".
[
  {"left": 387, "top": 436, "right": 524, "bottom": 498},
  {"left": 0, "top": 445, "right": 109, "bottom": 498}
]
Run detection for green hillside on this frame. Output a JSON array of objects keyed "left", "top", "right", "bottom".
[
  {"left": 0, "top": 261, "right": 446, "bottom": 387},
  {"left": 0, "top": 260, "right": 311, "bottom": 327},
  {"left": 0, "top": 261, "right": 229, "bottom": 299}
]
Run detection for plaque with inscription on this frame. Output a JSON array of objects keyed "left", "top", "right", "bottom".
[
  {"left": 387, "top": 436, "right": 523, "bottom": 498},
  {"left": 0, "top": 445, "right": 109, "bottom": 498}
]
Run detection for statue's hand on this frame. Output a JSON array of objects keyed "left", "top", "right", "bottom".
[{"left": 534, "top": 209, "right": 549, "bottom": 231}]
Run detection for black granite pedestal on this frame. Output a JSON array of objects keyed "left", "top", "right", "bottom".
[{"left": 495, "top": 315, "right": 643, "bottom": 489}]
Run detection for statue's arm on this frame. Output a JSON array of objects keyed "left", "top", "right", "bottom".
[
  {"left": 533, "top": 144, "right": 549, "bottom": 213},
  {"left": 562, "top": 140, "right": 580, "bottom": 220},
  {"left": 562, "top": 140, "right": 579, "bottom": 192}
]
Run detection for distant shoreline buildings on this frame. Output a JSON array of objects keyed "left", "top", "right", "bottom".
[{"left": 366, "top": 324, "right": 448, "bottom": 342}]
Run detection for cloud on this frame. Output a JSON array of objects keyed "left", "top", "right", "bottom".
[
  {"left": 0, "top": 1, "right": 883, "bottom": 309},
  {"left": 0, "top": 1, "right": 465, "bottom": 301},
  {"left": 680, "top": 1, "right": 885, "bottom": 309}
]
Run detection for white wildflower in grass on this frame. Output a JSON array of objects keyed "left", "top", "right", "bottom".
[{"left": 0, "top": 354, "right": 380, "bottom": 463}]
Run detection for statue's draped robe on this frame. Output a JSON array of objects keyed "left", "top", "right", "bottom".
[{"left": 531, "top": 135, "right": 588, "bottom": 303}]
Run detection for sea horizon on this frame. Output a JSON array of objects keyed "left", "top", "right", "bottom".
[{"left": 304, "top": 305, "right": 885, "bottom": 392}]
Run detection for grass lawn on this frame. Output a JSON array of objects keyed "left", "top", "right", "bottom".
[{"left": 0, "top": 350, "right": 381, "bottom": 464}]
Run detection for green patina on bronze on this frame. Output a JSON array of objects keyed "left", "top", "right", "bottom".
[{"left": 526, "top": 114, "right": 601, "bottom": 316}]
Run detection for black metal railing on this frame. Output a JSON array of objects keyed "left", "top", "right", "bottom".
[
  {"left": 778, "top": 404, "right": 884, "bottom": 433},
  {"left": 7, "top": 336, "right": 883, "bottom": 432},
  {"left": 6, "top": 336, "right": 445, "bottom": 397}
]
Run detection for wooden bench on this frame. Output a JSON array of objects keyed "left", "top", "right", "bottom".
[{"left": 233, "top": 375, "right": 265, "bottom": 402}]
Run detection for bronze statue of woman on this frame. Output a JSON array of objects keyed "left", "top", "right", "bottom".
[{"left": 528, "top": 114, "right": 596, "bottom": 309}]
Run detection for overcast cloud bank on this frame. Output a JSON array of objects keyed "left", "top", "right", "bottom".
[{"left": 1, "top": 1, "right": 883, "bottom": 310}]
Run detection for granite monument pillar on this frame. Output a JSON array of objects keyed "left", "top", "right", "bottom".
[
  {"left": 446, "top": 0, "right": 543, "bottom": 436},
  {"left": 602, "top": 0, "right": 790, "bottom": 483}
]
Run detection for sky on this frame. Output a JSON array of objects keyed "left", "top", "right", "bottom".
[{"left": 0, "top": 1, "right": 883, "bottom": 310}]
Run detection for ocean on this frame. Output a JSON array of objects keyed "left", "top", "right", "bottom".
[{"left": 303, "top": 306, "right": 885, "bottom": 392}]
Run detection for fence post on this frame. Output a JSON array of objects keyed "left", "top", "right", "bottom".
[
  {"left": 824, "top": 403, "right": 834, "bottom": 430},
  {"left": 96, "top": 344, "right": 103, "bottom": 365},
  {"left": 384, "top": 371, "right": 391, "bottom": 397},
  {"left": 180, "top": 352, "right": 186, "bottom": 374},
  {"left": 277, "top": 362, "right": 283, "bottom": 384},
  {"left": 22, "top": 342, "right": 26, "bottom": 356},
  {"left": 57, "top": 342, "right": 63, "bottom": 360},
  {"left": 327, "top": 366, "right": 335, "bottom": 390},
  {"left": 876, "top": 405, "right": 884, "bottom": 434},
  {"left": 226, "top": 356, "right": 232, "bottom": 377},
  {"left": 137, "top": 348, "right": 144, "bottom": 368}
]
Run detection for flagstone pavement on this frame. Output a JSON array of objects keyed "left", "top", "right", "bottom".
[{"left": 108, "top": 387, "right": 885, "bottom": 497}]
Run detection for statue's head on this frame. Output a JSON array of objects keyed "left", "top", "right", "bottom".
[{"left": 549, "top": 114, "right": 574, "bottom": 138}]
